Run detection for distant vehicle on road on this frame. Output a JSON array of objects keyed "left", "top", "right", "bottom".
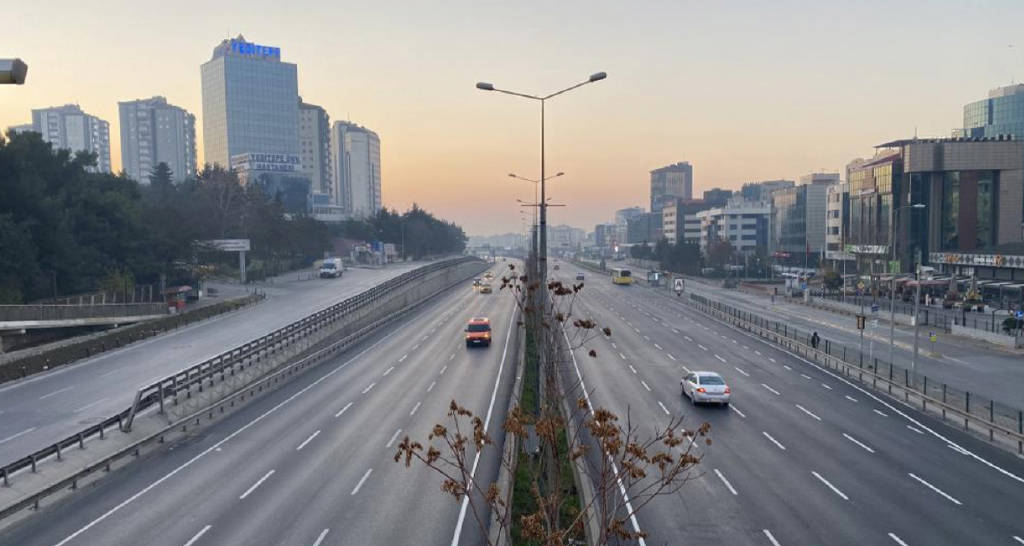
[
  {"left": 480, "top": 283, "right": 493, "bottom": 294},
  {"left": 576, "top": 272, "right": 585, "bottom": 281},
  {"left": 473, "top": 277, "right": 483, "bottom": 288},
  {"left": 319, "top": 258, "right": 345, "bottom": 278},
  {"left": 610, "top": 267, "right": 633, "bottom": 285},
  {"left": 465, "top": 317, "right": 492, "bottom": 347},
  {"left": 681, "top": 371, "right": 731, "bottom": 406},
  {"left": 484, "top": 271, "right": 494, "bottom": 280}
]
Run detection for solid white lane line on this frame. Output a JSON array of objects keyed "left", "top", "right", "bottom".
[
  {"left": 440, "top": 365, "right": 448, "bottom": 375},
  {"left": 667, "top": 354, "right": 677, "bottom": 361},
  {"left": 888, "top": 532, "right": 909, "bottom": 546},
  {"left": 410, "top": 402, "right": 422, "bottom": 416},
  {"left": 843, "top": 433, "right": 875, "bottom": 453},
  {"left": 906, "top": 425, "right": 924, "bottom": 434},
  {"left": 821, "top": 383, "right": 833, "bottom": 390},
  {"left": 698, "top": 344, "right": 708, "bottom": 351},
  {"left": 795, "top": 404, "right": 821, "bottom": 421},
  {"left": 385, "top": 428, "right": 402, "bottom": 448},
  {"left": 39, "top": 386, "right": 74, "bottom": 400},
  {"left": 73, "top": 398, "right": 110, "bottom": 413},
  {"left": 1012, "top": 536, "right": 1024, "bottom": 544},
  {"left": 714, "top": 354, "right": 726, "bottom": 363},
  {"left": 657, "top": 401, "right": 670, "bottom": 415},
  {"left": 239, "top": 469, "right": 275, "bottom": 500},
  {"left": 908, "top": 473, "right": 962, "bottom": 505},
  {"left": 762, "top": 431, "right": 786, "bottom": 451},
  {"left": 654, "top": 343, "right": 663, "bottom": 350},
  {"left": 948, "top": 444, "right": 970, "bottom": 456},
  {"left": 761, "top": 383, "right": 781, "bottom": 396},
  {"left": 183, "top": 525, "right": 212, "bottom": 546},
  {"left": 0, "top": 427, "right": 37, "bottom": 445},
  {"left": 763, "top": 529, "right": 781, "bottom": 546},
  {"left": 811, "top": 471, "right": 848, "bottom": 500},
  {"left": 452, "top": 301, "right": 519, "bottom": 546},
  {"left": 734, "top": 367, "right": 749, "bottom": 377},
  {"left": 714, "top": 468, "right": 738, "bottom": 495},
  {"left": 383, "top": 366, "right": 395, "bottom": 376},
  {"left": 362, "top": 382, "right": 376, "bottom": 394},
  {"left": 427, "top": 381, "right": 436, "bottom": 392},
  {"left": 873, "top": 409, "right": 888, "bottom": 417},
  {"left": 562, "top": 332, "right": 646, "bottom": 544},
  {"left": 334, "top": 402, "right": 353, "bottom": 418},
  {"left": 398, "top": 354, "right": 408, "bottom": 363},
  {"left": 845, "top": 395, "right": 858, "bottom": 402},
  {"left": 296, "top": 430, "right": 321, "bottom": 451},
  {"left": 628, "top": 365, "right": 638, "bottom": 374},
  {"left": 350, "top": 468, "right": 373, "bottom": 495},
  {"left": 312, "top": 528, "right": 330, "bottom": 546},
  {"left": 640, "top": 380, "right": 652, "bottom": 392}
]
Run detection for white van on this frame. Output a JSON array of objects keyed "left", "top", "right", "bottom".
[{"left": 319, "top": 258, "right": 345, "bottom": 278}]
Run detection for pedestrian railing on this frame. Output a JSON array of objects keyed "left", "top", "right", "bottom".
[{"left": 687, "top": 292, "right": 1024, "bottom": 455}]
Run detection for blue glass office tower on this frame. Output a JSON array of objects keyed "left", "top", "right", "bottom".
[
  {"left": 955, "top": 84, "right": 1024, "bottom": 139},
  {"left": 200, "top": 36, "right": 299, "bottom": 169}
]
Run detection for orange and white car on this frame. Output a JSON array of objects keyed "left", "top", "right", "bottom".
[{"left": 465, "top": 317, "right": 492, "bottom": 348}]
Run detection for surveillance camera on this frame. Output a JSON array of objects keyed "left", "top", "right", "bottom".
[{"left": 0, "top": 59, "right": 28, "bottom": 85}]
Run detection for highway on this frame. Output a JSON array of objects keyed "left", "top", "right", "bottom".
[
  {"left": 0, "top": 263, "right": 425, "bottom": 464},
  {"left": 555, "top": 260, "right": 1024, "bottom": 545},
  {"left": 0, "top": 261, "right": 518, "bottom": 546}
]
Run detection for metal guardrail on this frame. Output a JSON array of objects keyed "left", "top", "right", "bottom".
[
  {"left": 0, "top": 257, "right": 480, "bottom": 488},
  {"left": 687, "top": 293, "right": 1024, "bottom": 455},
  {"left": 0, "top": 265, "right": 478, "bottom": 521}
]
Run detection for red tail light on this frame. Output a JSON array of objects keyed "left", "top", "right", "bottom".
[
  {"left": 724, "top": 387, "right": 731, "bottom": 394},
  {"left": 696, "top": 387, "right": 706, "bottom": 393}
]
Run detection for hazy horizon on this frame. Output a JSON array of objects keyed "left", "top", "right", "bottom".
[{"left": 4, "top": 0, "right": 1023, "bottom": 236}]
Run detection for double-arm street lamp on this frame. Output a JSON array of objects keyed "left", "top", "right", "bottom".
[
  {"left": 887, "top": 202, "right": 926, "bottom": 369},
  {"left": 476, "top": 72, "right": 607, "bottom": 293},
  {"left": 509, "top": 172, "right": 564, "bottom": 264}
]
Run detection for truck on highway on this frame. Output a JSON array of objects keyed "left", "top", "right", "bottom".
[{"left": 319, "top": 258, "right": 345, "bottom": 278}]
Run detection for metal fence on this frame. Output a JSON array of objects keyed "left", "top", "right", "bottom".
[
  {"left": 688, "top": 292, "right": 1024, "bottom": 455},
  {"left": 819, "top": 293, "right": 1022, "bottom": 335},
  {"left": 0, "top": 303, "right": 167, "bottom": 323}
]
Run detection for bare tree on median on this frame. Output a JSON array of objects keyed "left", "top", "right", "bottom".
[{"left": 395, "top": 261, "right": 710, "bottom": 545}]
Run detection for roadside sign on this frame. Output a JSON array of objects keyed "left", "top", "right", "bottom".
[
  {"left": 871, "top": 304, "right": 879, "bottom": 314},
  {"left": 673, "top": 278, "right": 685, "bottom": 293},
  {"left": 929, "top": 332, "right": 937, "bottom": 342},
  {"left": 1016, "top": 310, "right": 1023, "bottom": 320}
]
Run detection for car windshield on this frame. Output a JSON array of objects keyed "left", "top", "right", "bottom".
[
  {"left": 699, "top": 375, "right": 724, "bottom": 385},
  {"left": 467, "top": 324, "right": 490, "bottom": 332},
  {"left": 322, "top": 263, "right": 336, "bottom": 269}
]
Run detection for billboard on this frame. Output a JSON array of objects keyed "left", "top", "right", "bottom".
[{"left": 201, "top": 239, "right": 251, "bottom": 252}]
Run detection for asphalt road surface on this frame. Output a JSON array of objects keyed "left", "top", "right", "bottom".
[
  {"left": 556, "top": 260, "right": 1024, "bottom": 546},
  {"left": 0, "top": 262, "right": 425, "bottom": 464},
  {"left": 0, "top": 261, "right": 519, "bottom": 546}
]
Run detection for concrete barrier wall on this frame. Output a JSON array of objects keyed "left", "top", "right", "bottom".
[{"left": 951, "top": 324, "right": 1024, "bottom": 348}]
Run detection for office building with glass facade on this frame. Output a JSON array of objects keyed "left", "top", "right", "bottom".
[
  {"left": 770, "top": 173, "right": 837, "bottom": 261},
  {"left": 201, "top": 36, "right": 299, "bottom": 170},
  {"left": 955, "top": 84, "right": 1024, "bottom": 139},
  {"left": 696, "top": 199, "right": 771, "bottom": 256}
]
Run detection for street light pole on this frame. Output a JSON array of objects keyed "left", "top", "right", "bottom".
[{"left": 888, "top": 203, "right": 926, "bottom": 369}]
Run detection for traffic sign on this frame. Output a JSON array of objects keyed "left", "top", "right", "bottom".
[
  {"left": 929, "top": 332, "right": 937, "bottom": 342},
  {"left": 871, "top": 304, "right": 879, "bottom": 314},
  {"left": 1016, "top": 310, "right": 1023, "bottom": 320}
]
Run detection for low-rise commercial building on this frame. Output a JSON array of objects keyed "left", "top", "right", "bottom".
[
  {"left": 662, "top": 198, "right": 714, "bottom": 245},
  {"left": 696, "top": 199, "right": 772, "bottom": 255}
]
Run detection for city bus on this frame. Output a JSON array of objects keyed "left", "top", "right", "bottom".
[{"left": 611, "top": 267, "right": 633, "bottom": 285}]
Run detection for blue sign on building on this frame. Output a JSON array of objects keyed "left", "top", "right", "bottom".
[{"left": 230, "top": 39, "right": 281, "bottom": 59}]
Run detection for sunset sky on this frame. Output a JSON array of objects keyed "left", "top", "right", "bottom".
[{"left": 3, "top": 0, "right": 1023, "bottom": 236}]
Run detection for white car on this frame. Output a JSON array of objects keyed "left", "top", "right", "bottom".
[{"left": 681, "top": 371, "right": 731, "bottom": 406}]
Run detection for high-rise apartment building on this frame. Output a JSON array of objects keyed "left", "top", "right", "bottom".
[
  {"left": 30, "top": 104, "right": 111, "bottom": 173},
  {"left": 650, "top": 162, "right": 693, "bottom": 212},
  {"left": 118, "top": 96, "right": 196, "bottom": 182},
  {"left": 298, "top": 99, "right": 332, "bottom": 197},
  {"left": 200, "top": 36, "right": 299, "bottom": 169},
  {"left": 662, "top": 198, "right": 714, "bottom": 245},
  {"left": 331, "top": 121, "right": 381, "bottom": 218}
]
